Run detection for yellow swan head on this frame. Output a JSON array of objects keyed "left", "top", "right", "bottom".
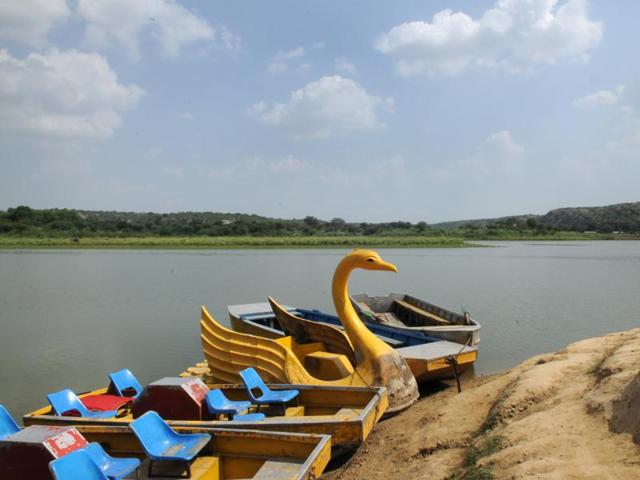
[{"left": 344, "top": 249, "right": 398, "bottom": 273}]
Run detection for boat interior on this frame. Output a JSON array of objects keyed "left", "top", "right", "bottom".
[
  {"left": 351, "top": 293, "right": 470, "bottom": 327},
  {"left": 24, "top": 379, "right": 384, "bottom": 427}
]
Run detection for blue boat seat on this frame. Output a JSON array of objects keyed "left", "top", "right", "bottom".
[
  {"left": 204, "top": 389, "right": 252, "bottom": 417},
  {"left": 85, "top": 443, "right": 140, "bottom": 479},
  {"left": 0, "top": 405, "right": 20, "bottom": 440},
  {"left": 108, "top": 368, "right": 143, "bottom": 399},
  {"left": 232, "top": 413, "right": 266, "bottom": 421},
  {"left": 129, "top": 411, "right": 210, "bottom": 478},
  {"left": 47, "top": 389, "right": 118, "bottom": 419},
  {"left": 49, "top": 449, "right": 109, "bottom": 480},
  {"left": 239, "top": 368, "right": 299, "bottom": 414}
]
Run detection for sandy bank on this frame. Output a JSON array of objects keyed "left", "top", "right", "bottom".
[{"left": 325, "top": 328, "right": 640, "bottom": 480}]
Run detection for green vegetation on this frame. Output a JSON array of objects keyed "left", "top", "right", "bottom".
[
  {"left": 0, "top": 235, "right": 469, "bottom": 249},
  {"left": 0, "top": 204, "right": 637, "bottom": 249},
  {"left": 464, "top": 436, "right": 506, "bottom": 467},
  {"left": 457, "top": 435, "right": 507, "bottom": 480}
]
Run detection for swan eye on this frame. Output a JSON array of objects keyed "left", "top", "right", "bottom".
[{"left": 366, "top": 258, "right": 375, "bottom": 263}]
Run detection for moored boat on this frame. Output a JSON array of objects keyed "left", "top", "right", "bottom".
[
  {"left": 200, "top": 250, "right": 419, "bottom": 414},
  {"left": 1, "top": 420, "right": 330, "bottom": 479},
  {"left": 24, "top": 377, "right": 387, "bottom": 456},
  {"left": 229, "top": 300, "right": 478, "bottom": 383},
  {"left": 351, "top": 293, "right": 481, "bottom": 346}
]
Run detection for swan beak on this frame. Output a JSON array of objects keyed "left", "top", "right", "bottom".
[{"left": 379, "top": 260, "right": 398, "bottom": 273}]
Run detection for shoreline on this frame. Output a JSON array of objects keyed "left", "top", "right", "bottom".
[
  {"left": 325, "top": 328, "right": 640, "bottom": 480},
  {"left": 1, "top": 234, "right": 637, "bottom": 249},
  {"left": 0, "top": 236, "right": 473, "bottom": 249}
]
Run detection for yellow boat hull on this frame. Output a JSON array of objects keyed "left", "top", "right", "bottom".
[
  {"left": 65, "top": 425, "right": 330, "bottom": 480},
  {"left": 24, "top": 383, "right": 387, "bottom": 456}
]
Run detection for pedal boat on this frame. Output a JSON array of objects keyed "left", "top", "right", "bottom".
[
  {"left": 1, "top": 422, "right": 330, "bottom": 480},
  {"left": 229, "top": 301, "right": 478, "bottom": 383},
  {"left": 23, "top": 378, "right": 387, "bottom": 456},
  {"left": 200, "top": 250, "right": 419, "bottom": 414}
]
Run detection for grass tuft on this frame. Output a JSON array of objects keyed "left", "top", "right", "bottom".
[
  {"left": 464, "top": 436, "right": 506, "bottom": 467},
  {"left": 461, "top": 466, "right": 495, "bottom": 480}
]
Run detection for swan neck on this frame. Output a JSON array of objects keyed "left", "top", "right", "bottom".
[{"left": 332, "top": 259, "right": 387, "bottom": 355}]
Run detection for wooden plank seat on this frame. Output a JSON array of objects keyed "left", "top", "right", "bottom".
[{"left": 392, "top": 299, "right": 452, "bottom": 325}]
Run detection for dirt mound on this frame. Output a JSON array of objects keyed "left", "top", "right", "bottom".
[{"left": 325, "top": 329, "right": 640, "bottom": 480}]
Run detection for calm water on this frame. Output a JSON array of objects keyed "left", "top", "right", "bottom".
[{"left": 1, "top": 242, "right": 639, "bottom": 417}]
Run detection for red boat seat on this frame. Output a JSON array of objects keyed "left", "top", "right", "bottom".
[{"left": 81, "top": 394, "right": 132, "bottom": 412}]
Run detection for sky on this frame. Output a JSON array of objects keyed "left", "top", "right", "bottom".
[{"left": 0, "top": 0, "right": 639, "bottom": 223}]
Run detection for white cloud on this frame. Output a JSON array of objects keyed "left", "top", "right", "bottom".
[
  {"left": 210, "top": 155, "right": 310, "bottom": 179},
  {"left": 573, "top": 88, "right": 622, "bottom": 108},
  {"left": 0, "top": 0, "right": 71, "bottom": 47},
  {"left": 177, "top": 111, "right": 194, "bottom": 120},
  {"left": 267, "top": 46, "right": 307, "bottom": 75},
  {"left": 267, "top": 61, "right": 288, "bottom": 75},
  {"left": 437, "top": 130, "right": 525, "bottom": 180},
  {"left": 0, "top": 49, "right": 144, "bottom": 139},
  {"left": 334, "top": 56, "right": 357, "bottom": 75},
  {"left": 375, "top": 0, "right": 602, "bottom": 76},
  {"left": 77, "top": 0, "right": 239, "bottom": 61},
  {"left": 277, "top": 46, "right": 306, "bottom": 61},
  {"left": 574, "top": 80, "right": 640, "bottom": 151},
  {"left": 246, "top": 155, "right": 311, "bottom": 174},
  {"left": 249, "top": 76, "right": 393, "bottom": 139}
]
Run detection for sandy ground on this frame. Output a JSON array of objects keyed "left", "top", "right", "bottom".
[{"left": 324, "top": 329, "right": 640, "bottom": 480}]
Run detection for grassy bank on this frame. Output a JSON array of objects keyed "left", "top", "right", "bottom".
[{"left": 0, "top": 235, "right": 472, "bottom": 249}]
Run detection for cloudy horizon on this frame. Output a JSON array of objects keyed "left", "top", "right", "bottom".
[{"left": 1, "top": 1, "right": 639, "bottom": 223}]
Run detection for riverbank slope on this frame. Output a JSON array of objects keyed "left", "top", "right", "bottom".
[{"left": 326, "top": 328, "right": 640, "bottom": 479}]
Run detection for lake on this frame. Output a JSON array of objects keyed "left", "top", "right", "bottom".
[{"left": 1, "top": 241, "right": 639, "bottom": 417}]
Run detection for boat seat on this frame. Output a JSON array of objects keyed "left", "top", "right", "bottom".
[
  {"left": 47, "top": 389, "right": 119, "bottom": 419},
  {"left": 49, "top": 449, "right": 109, "bottom": 480},
  {"left": 82, "top": 394, "right": 133, "bottom": 412},
  {"left": 204, "top": 389, "right": 252, "bottom": 416},
  {"left": 303, "top": 351, "right": 354, "bottom": 380},
  {"left": 239, "top": 368, "right": 299, "bottom": 415},
  {"left": 129, "top": 411, "right": 211, "bottom": 479},
  {"left": 85, "top": 442, "right": 140, "bottom": 479},
  {"left": 393, "top": 299, "right": 452, "bottom": 325},
  {"left": 252, "top": 459, "right": 303, "bottom": 479},
  {"left": 0, "top": 405, "right": 20, "bottom": 440},
  {"left": 109, "top": 368, "right": 144, "bottom": 399}
]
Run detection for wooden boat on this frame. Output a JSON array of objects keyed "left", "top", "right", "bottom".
[
  {"left": 24, "top": 378, "right": 386, "bottom": 456},
  {"left": 1, "top": 422, "right": 330, "bottom": 479},
  {"left": 351, "top": 293, "right": 481, "bottom": 346},
  {"left": 229, "top": 301, "right": 478, "bottom": 383},
  {"left": 200, "top": 250, "right": 419, "bottom": 414}
]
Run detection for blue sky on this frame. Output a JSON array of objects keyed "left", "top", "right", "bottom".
[{"left": 1, "top": 0, "right": 639, "bottom": 222}]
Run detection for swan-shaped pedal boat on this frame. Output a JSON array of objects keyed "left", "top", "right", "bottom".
[{"left": 200, "top": 249, "right": 419, "bottom": 413}]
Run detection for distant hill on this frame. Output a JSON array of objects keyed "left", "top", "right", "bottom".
[
  {"left": 1, "top": 201, "right": 638, "bottom": 237},
  {"left": 539, "top": 202, "right": 640, "bottom": 232},
  {"left": 433, "top": 202, "right": 640, "bottom": 233}
]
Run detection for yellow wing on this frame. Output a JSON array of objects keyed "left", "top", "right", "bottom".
[
  {"left": 268, "top": 297, "right": 357, "bottom": 366},
  {"left": 201, "top": 304, "right": 368, "bottom": 387},
  {"left": 200, "top": 305, "right": 291, "bottom": 383}
]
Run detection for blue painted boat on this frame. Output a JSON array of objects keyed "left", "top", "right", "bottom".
[{"left": 228, "top": 303, "right": 478, "bottom": 382}]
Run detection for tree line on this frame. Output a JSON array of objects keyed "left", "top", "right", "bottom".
[
  {"left": 1, "top": 203, "right": 638, "bottom": 238},
  {"left": 0, "top": 206, "right": 431, "bottom": 237}
]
